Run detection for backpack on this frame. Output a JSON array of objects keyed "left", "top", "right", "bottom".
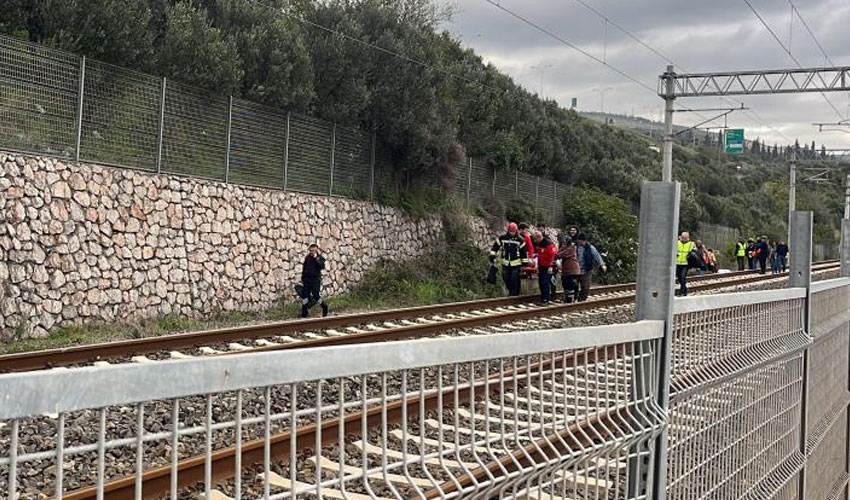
[{"left": 687, "top": 249, "right": 702, "bottom": 268}]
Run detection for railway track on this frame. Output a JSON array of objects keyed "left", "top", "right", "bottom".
[
  {"left": 0, "top": 263, "right": 837, "bottom": 374},
  {"left": 28, "top": 263, "right": 835, "bottom": 500}
]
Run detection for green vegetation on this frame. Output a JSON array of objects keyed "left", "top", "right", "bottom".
[
  {"left": 2, "top": 0, "right": 844, "bottom": 261},
  {"left": 563, "top": 187, "right": 638, "bottom": 283},
  {"left": 0, "top": 243, "right": 502, "bottom": 354}
]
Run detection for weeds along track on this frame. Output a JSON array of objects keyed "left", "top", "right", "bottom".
[{"left": 0, "top": 262, "right": 837, "bottom": 374}]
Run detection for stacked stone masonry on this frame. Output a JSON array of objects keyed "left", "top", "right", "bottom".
[{"left": 0, "top": 153, "right": 492, "bottom": 339}]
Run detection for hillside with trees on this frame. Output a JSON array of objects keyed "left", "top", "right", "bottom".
[{"left": 1, "top": 0, "right": 845, "bottom": 250}]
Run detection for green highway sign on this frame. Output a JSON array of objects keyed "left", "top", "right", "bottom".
[{"left": 724, "top": 128, "right": 744, "bottom": 154}]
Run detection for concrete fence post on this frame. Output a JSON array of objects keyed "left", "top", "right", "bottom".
[
  {"left": 630, "top": 181, "right": 680, "bottom": 500},
  {"left": 790, "top": 210, "right": 813, "bottom": 500}
]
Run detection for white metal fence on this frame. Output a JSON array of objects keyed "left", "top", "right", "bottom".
[
  {"left": 1, "top": 211, "right": 849, "bottom": 499},
  {"left": 0, "top": 34, "right": 570, "bottom": 225}
]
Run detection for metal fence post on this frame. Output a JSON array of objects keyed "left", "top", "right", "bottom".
[
  {"left": 224, "top": 95, "right": 233, "bottom": 183},
  {"left": 551, "top": 180, "right": 557, "bottom": 225},
  {"left": 790, "top": 210, "right": 813, "bottom": 500},
  {"left": 466, "top": 158, "right": 472, "bottom": 205},
  {"left": 535, "top": 176, "right": 540, "bottom": 214},
  {"left": 283, "top": 112, "right": 290, "bottom": 192},
  {"left": 491, "top": 167, "right": 496, "bottom": 197},
  {"left": 329, "top": 124, "right": 336, "bottom": 196},
  {"left": 155, "top": 77, "right": 166, "bottom": 174},
  {"left": 841, "top": 219, "right": 850, "bottom": 278},
  {"left": 630, "top": 181, "right": 680, "bottom": 500},
  {"left": 74, "top": 56, "right": 86, "bottom": 162},
  {"left": 369, "top": 132, "right": 376, "bottom": 200}
]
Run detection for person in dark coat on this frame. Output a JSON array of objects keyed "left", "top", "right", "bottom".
[
  {"left": 755, "top": 236, "right": 770, "bottom": 274},
  {"left": 299, "top": 243, "right": 329, "bottom": 317}
]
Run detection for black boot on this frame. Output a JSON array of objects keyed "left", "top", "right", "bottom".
[
  {"left": 321, "top": 302, "right": 329, "bottom": 317},
  {"left": 301, "top": 304, "right": 309, "bottom": 318}
]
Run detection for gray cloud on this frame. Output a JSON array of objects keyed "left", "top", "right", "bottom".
[{"left": 444, "top": 0, "right": 850, "bottom": 147}]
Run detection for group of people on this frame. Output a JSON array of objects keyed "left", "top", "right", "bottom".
[
  {"left": 734, "top": 237, "right": 788, "bottom": 274},
  {"left": 676, "top": 233, "right": 790, "bottom": 296},
  {"left": 489, "top": 222, "right": 607, "bottom": 304}
]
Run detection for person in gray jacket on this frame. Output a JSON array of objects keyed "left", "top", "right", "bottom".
[{"left": 575, "top": 233, "right": 607, "bottom": 301}]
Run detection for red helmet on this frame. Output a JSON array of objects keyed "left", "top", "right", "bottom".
[{"left": 507, "top": 222, "right": 518, "bottom": 233}]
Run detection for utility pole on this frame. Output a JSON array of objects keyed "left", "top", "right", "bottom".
[
  {"left": 788, "top": 152, "right": 796, "bottom": 244},
  {"left": 844, "top": 173, "right": 850, "bottom": 220},
  {"left": 661, "top": 65, "right": 675, "bottom": 182}
]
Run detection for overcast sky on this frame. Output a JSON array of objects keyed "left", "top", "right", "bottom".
[{"left": 444, "top": 0, "right": 850, "bottom": 148}]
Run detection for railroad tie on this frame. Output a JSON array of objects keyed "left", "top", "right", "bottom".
[
  {"left": 302, "top": 332, "right": 327, "bottom": 339},
  {"left": 306, "top": 455, "right": 434, "bottom": 488},
  {"left": 199, "top": 347, "right": 223, "bottom": 355},
  {"left": 261, "top": 472, "right": 395, "bottom": 500},
  {"left": 227, "top": 343, "right": 251, "bottom": 351},
  {"left": 254, "top": 339, "right": 281, "bottom": 346},
  {"left": 389, "top": 428, "right": 495, "bottom": 455},
  {"left": 169, "top": 351, "right": 194, "bottom": 360},
  {"left": 352, "top": 440, "right": 477, "bottom": 469}
]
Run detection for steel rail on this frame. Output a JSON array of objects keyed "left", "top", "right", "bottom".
[
  {"left": 52, "top": 265, "right": 838, "bottom": 500},
  {"left": 1, "top": 262, "right": 837, "bottom": 373}
]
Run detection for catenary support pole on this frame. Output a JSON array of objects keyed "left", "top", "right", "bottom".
[
  {"left": 844, "top": 173, "right": 850, "bottom": 220},
  {"left": 661, "top": 65, "right": 675, "bottom": 182},
  {"left": 843, "top": 219, "right": 850, "bottom": 500},
  {"left": 788, "top": 153, "right": 797, "bottom": 244},
  {"left": 842, "top": 219, "right": 850, "bottom": 278},
  {"left": 630, "top": 181, "right": 680, "bottom": 500},
  {"left": 790, "top": 210, "right": 813, "bottom": 500}
]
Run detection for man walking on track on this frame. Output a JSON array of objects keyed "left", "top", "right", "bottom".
[
  {"left": 490, "top": 223, "right": 531, "bottom": 296},
  {"left": 298, "top": 243, "right": 329, "bottom": 318},
  {"left": 677, "top": 232, "right": 696, "bottom": 296},
  {"left": 532, "top": 231, "right": 557, "bottom": 304},
  {"left": 575, "top": 233, "right": 606, "bottom": 302}
]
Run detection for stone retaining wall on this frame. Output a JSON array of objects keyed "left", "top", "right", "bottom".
[{"left": 0, "top": 153, "right": 492, "bottom": 339}]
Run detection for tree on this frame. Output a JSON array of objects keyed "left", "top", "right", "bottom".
[
  {"left": 156, "top": 2, "right": 243, "bottom": 94},
  {"left": 563, "top": 187, "right": 637, "bottom": 283}
]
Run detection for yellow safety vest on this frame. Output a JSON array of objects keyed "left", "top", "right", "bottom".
[
  {"left": 736, "top": 243, "right": 746, "bottom": 257},
  {"left": 677, "top": 240, "right": 695, "bottom": 265}
]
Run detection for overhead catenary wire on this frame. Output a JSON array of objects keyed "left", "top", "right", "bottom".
[
  {"left": 569, "top": 0, "right": 792, "bottom": 142},
  {"left": 788, "top": 1, "right": 834, "bottom": 66},
  {"left": 742, "top": 0, "right": 844, "bottom": 120},
  {"left": 481, "top": 0, "right": 658, "bottom": 95}
]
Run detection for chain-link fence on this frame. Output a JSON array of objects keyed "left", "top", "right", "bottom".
[{"left": 0, "top": 34, "right": 570, "bottom": 224}]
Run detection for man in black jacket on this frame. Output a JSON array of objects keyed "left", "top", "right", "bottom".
[{"left": 299, "top": 243, "right": 329, "bottom": 317}]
